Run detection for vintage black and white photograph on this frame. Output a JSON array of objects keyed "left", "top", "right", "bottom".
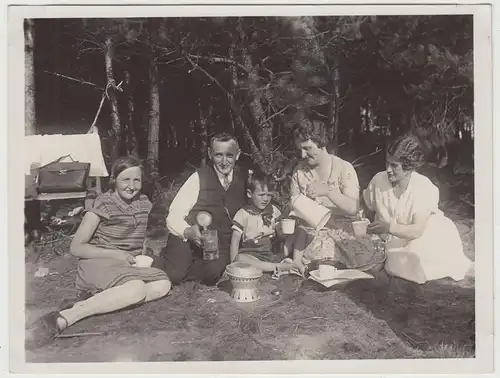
[{"left": 8, "top": 2, "right": 494, "bottom": 375}]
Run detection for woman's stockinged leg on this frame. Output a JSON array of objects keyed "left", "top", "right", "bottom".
[
  {"left": 144, "top": 279, "right": 171, "bottom": 302},
  {"left": 60, "top": 280, "right": 148, "bottom": 328}
]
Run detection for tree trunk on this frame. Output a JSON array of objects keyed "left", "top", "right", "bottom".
[
  {"left": 236, "top": 18, "right": 273, "bottom": 161},
  {"left": 287, "top": 17, "right": 341, "bottom": 147},
  {"left": 228, "top": 37, "right": 238, "bottom": 133},
  {"left": 24, "top": 19, "right": 36, "bottom": 136},
  {"left": 124, "top": 69, "right": 138, "bottom": 158},
  {"left": 328, "top": 53, "right": 340, "bottom": 152},
  {"left": 104, "top": 37, "right": 122, "bottom": 161},
  {"left": 147, "top": 56, "right": 160, "bottom": 179},
  {"left": 197, "top": 99, "right": 212, "bottom": 167}
]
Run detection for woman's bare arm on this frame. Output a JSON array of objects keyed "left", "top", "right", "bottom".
[
  {"left": 325, "top": 188, "right": 359, "bottom": 216},
  {"left": 70, "top": 212, "right": 125, "bottom": 260},
  {"left": 359, "top": 190, "right": 376, "bottom": 221},
  {"left": 389, "top": 211, "right": 432, "bottom": 240}
]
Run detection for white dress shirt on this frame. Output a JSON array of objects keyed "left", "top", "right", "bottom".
[{"left": 166, "top": 169, "right": 234, "bottom": 239}]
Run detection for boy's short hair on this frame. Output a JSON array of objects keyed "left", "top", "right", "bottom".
[{"left": 247, "top": 169, "right": 276, "bottom": 192}]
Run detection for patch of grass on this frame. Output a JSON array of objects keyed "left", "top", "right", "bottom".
[
  {"left": 25, "top": 256, "right": 474, "bottom": 362},
  {"left": 425, "top": 343, "right": 474, "bottom": 359}
]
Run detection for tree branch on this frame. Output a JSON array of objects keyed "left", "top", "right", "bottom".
[
  {"left": 259, "top": 104, "right": 291, "bottom": 126},
  {"left": 184, "top": 53, "right": 262, "bottom": 159},
  {"left": 187, "top": 54, "right": 248, "bottom": 73},
  {"left": 43, "top": 70, "right": 104, "bottom": 90}
]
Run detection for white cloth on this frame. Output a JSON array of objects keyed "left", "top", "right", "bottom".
[
  {"left": 24, "top": 133, "right": 108, "bottom": 177},
  {"left": 166, "top": 169, "right": 234, "bottom": 239},
  {"left": 363, "top": 171, "right": 472, "bottom": 284}
]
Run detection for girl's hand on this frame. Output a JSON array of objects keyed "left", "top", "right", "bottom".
[
  {"left": 114, "top": 251, "right": 136, "bottom": 265},
  {"left": 367, "top": 220, "right": 391, "bottom": 235},
  {"left": 306, "top": 182, "right": 331, "bottom": 198}
]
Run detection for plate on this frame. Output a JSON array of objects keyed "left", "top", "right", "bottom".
[{"left": 309, "top": 269, "right": 373, "bottom": 283}]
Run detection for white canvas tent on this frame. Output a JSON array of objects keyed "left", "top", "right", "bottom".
[{"left": 24, "top": 131, "right": 109, "bottom": 200}]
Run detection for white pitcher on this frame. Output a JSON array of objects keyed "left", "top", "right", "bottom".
[{"left": 290, "top": 194, "right": 332, "bottom": 230}]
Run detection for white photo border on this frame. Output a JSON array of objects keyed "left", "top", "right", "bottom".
[{"left": 5, "top": 1, "right": 495, "bottom": 376}]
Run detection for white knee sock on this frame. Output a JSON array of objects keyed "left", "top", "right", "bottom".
[{"left": 60, "top": 280, "right": 147, "bottom": 327}]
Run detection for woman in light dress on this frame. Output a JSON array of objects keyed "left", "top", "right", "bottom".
[{"left": 363, "top": 134, "right": 473, "bottom": 284}]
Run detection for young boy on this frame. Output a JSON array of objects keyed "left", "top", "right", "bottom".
[{"left": 230, "top": 171, "right": 295, "bottom": 273}]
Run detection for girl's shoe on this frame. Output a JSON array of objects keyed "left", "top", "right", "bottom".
[{"left": 30, "top": 311, "right": 68, "bottom": 348}]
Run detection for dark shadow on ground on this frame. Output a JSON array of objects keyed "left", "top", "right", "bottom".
[{"left": 341, "top": 273, "right": 475, "bottom": 354}]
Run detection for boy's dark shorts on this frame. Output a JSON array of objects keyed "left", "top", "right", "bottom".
[{"left": 239, "top": 245, "right": 275, "bottom": 262}]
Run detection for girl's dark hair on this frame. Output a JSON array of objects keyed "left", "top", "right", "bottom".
[
  {"left": 109, "top": 156, "right": 143, "bottom": 188},
  {"left": 293, "top": 123, "right": 327, "bottom": 149},
  {"left": 387, "top": 134, "right": 426, "bottom": 171},
  {"left": 247, "top": 170, "right": 276, "bottom": 192}
]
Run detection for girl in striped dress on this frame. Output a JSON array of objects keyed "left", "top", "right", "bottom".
[{"left": 36, "top": 156, "right": 171, "bottom": 342}]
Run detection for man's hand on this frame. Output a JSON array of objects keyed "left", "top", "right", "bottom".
[{"left": 183, "top": 225, "right": 203, "bottom": 246}]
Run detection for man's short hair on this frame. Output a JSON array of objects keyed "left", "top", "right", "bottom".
[{"left": 209, "top": 132, "right": 240, "bottom": 150}]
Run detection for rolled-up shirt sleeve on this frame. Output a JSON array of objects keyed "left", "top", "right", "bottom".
[{"left": 166, "top": 172, "right": 200, "bottom": 239}]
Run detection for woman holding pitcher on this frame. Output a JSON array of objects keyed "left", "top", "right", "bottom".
[{"left": 284, "top": 124, "right": 361, "bottom": 275}]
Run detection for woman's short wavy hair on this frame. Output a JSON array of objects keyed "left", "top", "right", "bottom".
[
  {"left": 293, "top": 123, "right": 327, "bottom": 149},
  {"left": 387, "top": 134, "right": 426, "bottom": 171}
]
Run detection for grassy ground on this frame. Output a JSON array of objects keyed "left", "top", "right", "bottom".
[{"left": 24, "top": 164, "right": 475, "bottom": 362}]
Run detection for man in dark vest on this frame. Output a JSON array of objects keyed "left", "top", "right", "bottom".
[{"left": 155, "top": 132, "right": 247, "bottom": 285}]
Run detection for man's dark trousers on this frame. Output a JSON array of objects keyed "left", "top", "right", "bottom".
[{"left": 156, "top": 232, "right": 231, "bottom": 285}]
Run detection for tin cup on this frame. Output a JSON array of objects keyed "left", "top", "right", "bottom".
[
  {"left": 352, "top": 219, "right": 370, "bottom": 237},
  {"left": 133, "top": 255, "right": 153, "bottom": 268},
  {"left": 281, "top": 218, "right": 296, "bottom": 235}
]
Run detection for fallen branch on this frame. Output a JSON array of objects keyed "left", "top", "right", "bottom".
[
  {"left": 56, "top": 332, "right": 103, "bottom": 339},
  {"left": 105, "top": 80, "right": 124, "bottom": 100},
  {"left": 352, "top": 162, "right": 366, "bottom": 169},
  {"left": 87, "top": 93, "right": 106, "bottom": 133},
  {"left": 459, "top": 196, "right": 475, "bottom": 208},
  {"left": 43, "top": 70, "right": 104, "bottom": 91},
  {"left": 351, "top": 148, "right": 382, "bottom": 165},
  {"left": 86, "top": 81, "right": 123, "bottom": 134}
]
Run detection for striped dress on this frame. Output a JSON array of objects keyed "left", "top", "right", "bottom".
[{"left": 75, "top": 191, "right": 169, "bottom": 293}]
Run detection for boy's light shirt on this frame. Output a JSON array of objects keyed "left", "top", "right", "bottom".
[{"left": 166, "top": 169, "right": 234, "bottom": 240}]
